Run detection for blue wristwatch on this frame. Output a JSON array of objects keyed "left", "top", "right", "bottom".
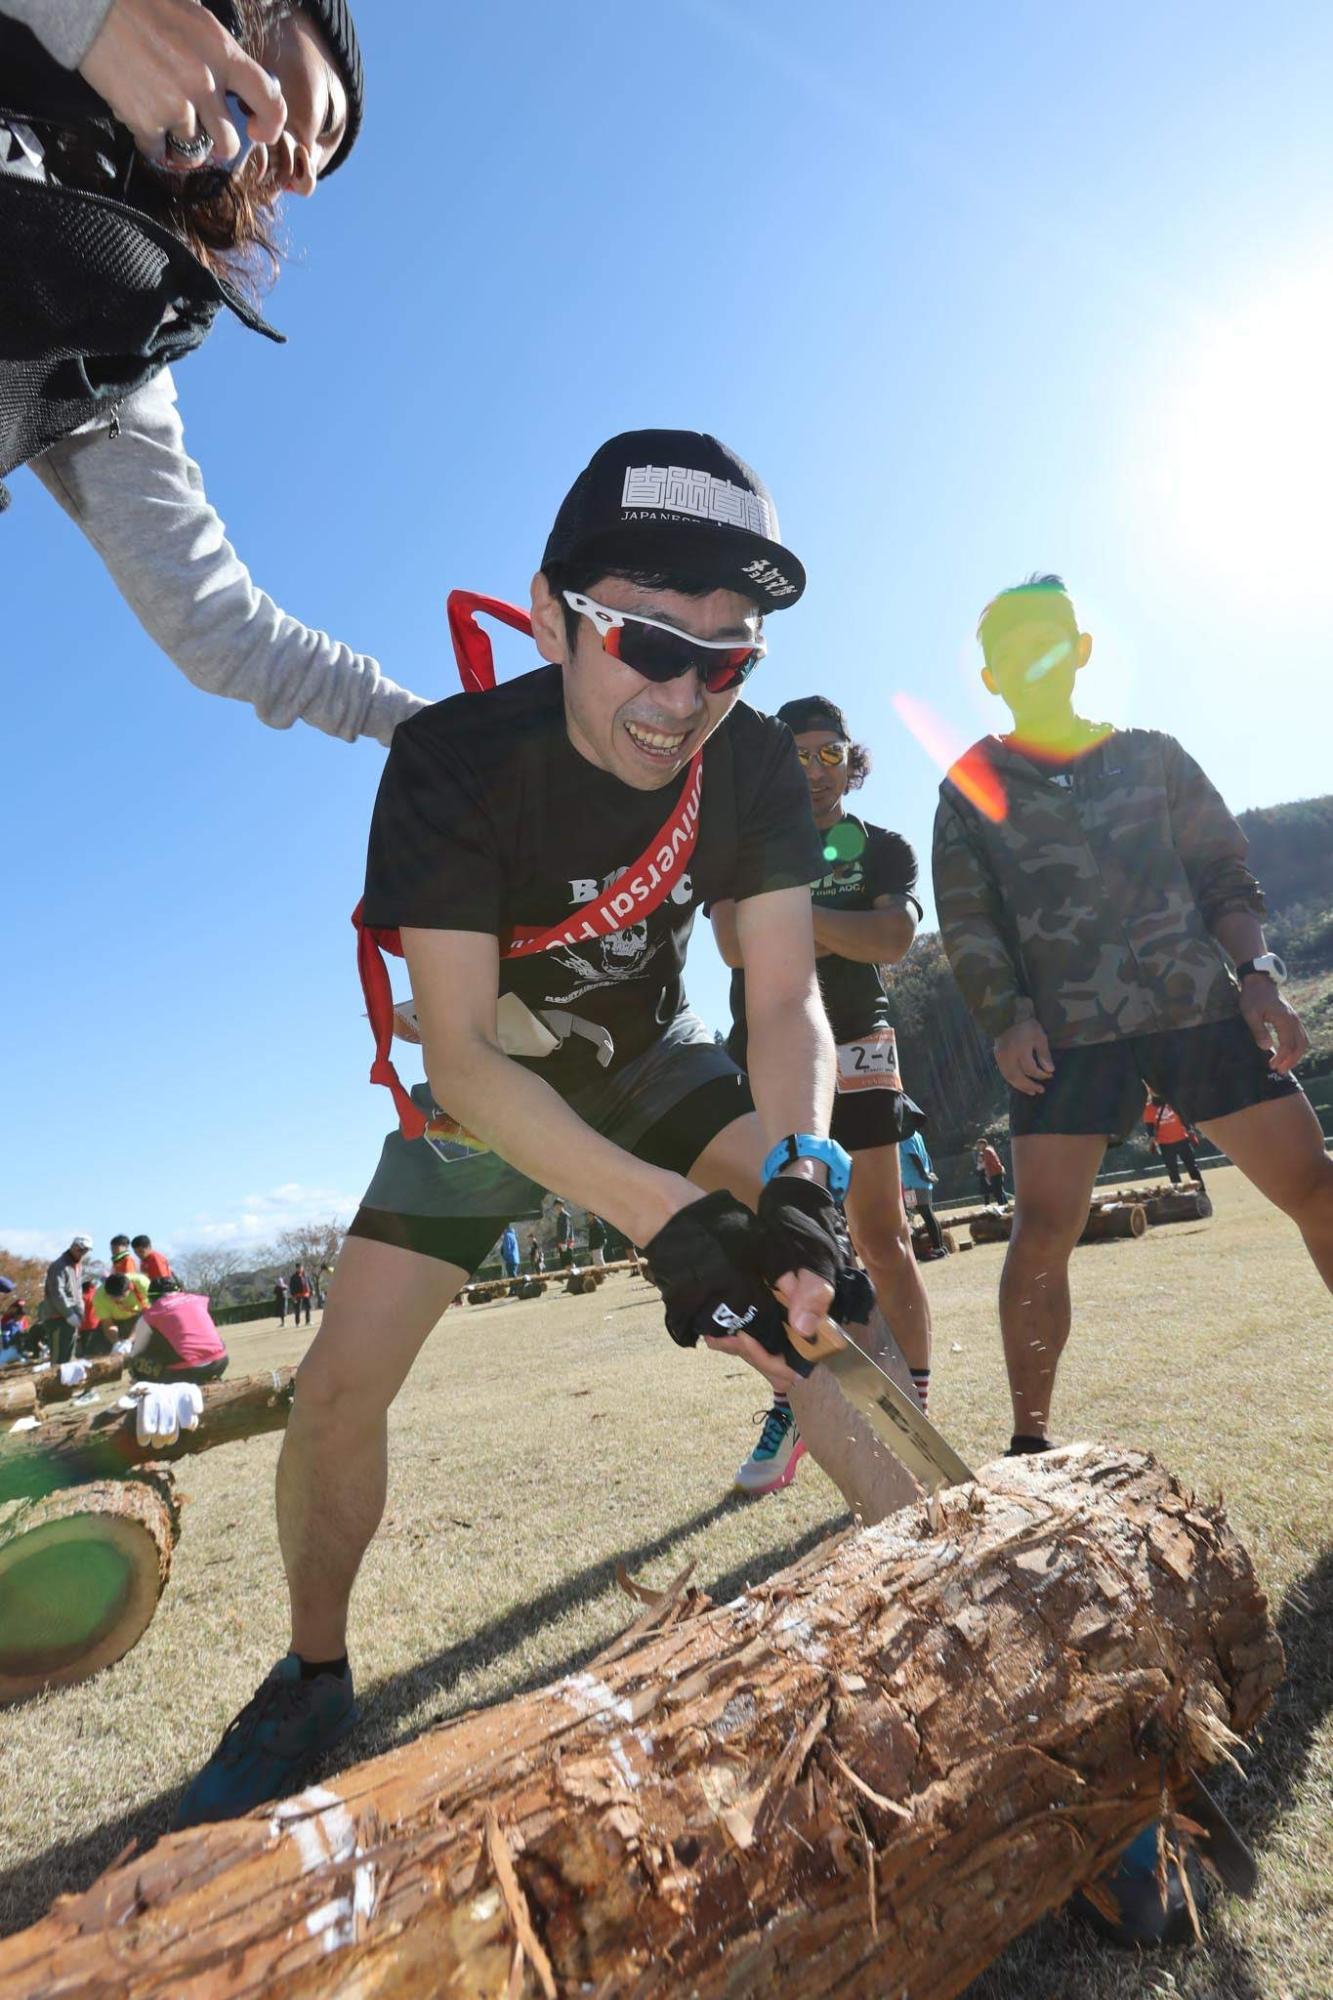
[{"left": 761, "top": 1133, "right": 852, "bottom": 1200}]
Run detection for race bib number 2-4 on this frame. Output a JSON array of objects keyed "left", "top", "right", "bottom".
[{"left": 835, "top": 1027, "right": 901, "bottom": 1093}]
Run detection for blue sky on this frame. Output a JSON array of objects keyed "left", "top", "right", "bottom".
[{"left": 6, "top": 0, "right": 1333, "bottom": 1260}]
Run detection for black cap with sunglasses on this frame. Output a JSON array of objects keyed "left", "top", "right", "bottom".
[
  {"left": 544, "top": 429, "right": 806, "bottom": 615},
  {"left": 776, "top": 695, "right": 849, "bottom": 740}
]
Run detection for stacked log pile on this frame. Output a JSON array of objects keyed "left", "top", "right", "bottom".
[
  {"left": 461, "top": 1259, "right": 652, "bottom": 1306},
  {"left": 967, "top": 1184, "right": 1210, "bottom": 1246},
  {"left": 0, "top": 1445, "right": 1283, "bottom": 1998}
]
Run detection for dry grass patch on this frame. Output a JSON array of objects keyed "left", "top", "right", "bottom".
[{"left": 0, "top": 1169, "right": 1329, "bottom": 1998}]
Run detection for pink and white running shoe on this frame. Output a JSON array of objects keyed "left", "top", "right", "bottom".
[{"left": 735, "top": 1403, "right": 807, "bottom": 1495}]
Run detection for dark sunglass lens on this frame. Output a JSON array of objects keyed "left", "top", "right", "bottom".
[{"left": 616, "top": 621, "right": 700, "bottom": 683}]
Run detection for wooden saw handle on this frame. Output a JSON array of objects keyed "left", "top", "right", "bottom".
[{"left": 779, "top": 1308, "right": 847, "bottom": 1371}]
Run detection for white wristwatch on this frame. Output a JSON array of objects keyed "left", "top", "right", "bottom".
[{"left": 1236, "top": 952, "right": 1287, "bottom": 986}]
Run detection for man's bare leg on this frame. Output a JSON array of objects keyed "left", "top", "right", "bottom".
[
  {"left": 845, "top": 1142, "right": 931, "bottom": 1374},
  {"left": 1198, "top": 1093, "right": 1333, "bottom": 1289},
  {"left": 278, "top": 1235, "right": 467, "bottom": 1661},
  {"left": 1002, "top": 1134, "right": 1107, "bottom": 1441},
  {"left": 689, "top": 1114, "right": 921, "bottom": 1524}
]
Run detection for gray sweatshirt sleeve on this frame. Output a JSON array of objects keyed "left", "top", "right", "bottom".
[
  {"left": 29, "top": 370, "right": 430, "bottom": 747},
  {"left": 0, "top": 0, "right": 115, "bottom": 67}
]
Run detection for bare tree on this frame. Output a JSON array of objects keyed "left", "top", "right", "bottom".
[
  {"left": 175, "top": 1244, "right": 246, "bottom": 1300},
  {"left": 272, "top": 1219, "right": 346, "bottom": 1287}
]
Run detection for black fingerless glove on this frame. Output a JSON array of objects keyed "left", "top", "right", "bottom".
[
  {"left": 756, "top": 1175, "right": 843, "bottom": 1290},
  {"left": 644, "top": 1191, "right": 799, "bottom": 1365}
]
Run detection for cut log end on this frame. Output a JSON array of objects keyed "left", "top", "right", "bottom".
[{"left": 0, "top": 1477, "right": 178, "bottom": 1705}]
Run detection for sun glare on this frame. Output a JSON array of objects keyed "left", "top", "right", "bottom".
[{"left": 1144, "top": 266, "right": 1333, "bottom": 599}]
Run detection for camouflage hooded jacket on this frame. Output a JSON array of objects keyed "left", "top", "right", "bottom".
[{"left": 931, "top": 729, "right": 1265, "bottom": 1048}]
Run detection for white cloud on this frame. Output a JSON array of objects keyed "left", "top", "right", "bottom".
[
  {"left": 183, "top": 1183, "right": 360, "bottom": 1248},
  {"left": 0, "top": 1226, "right": 66, "bottom": 1262}
]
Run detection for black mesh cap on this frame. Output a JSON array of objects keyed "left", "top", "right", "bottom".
[
  {"left": 543, "top": 429, "right": 805, "bottom": 611},
  {"left": 297, "top": 0, "right": 364, "bottom": 172},
  {"left": 776, "top": 695, "right": 849, "bottom": 739}
]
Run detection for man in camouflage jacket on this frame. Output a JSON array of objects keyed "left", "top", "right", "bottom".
[{"left": 932, "top": 574, "right": 1333, "bottom": 1457}]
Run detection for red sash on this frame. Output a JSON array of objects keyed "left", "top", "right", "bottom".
[{"left": 355, "top": 591, "right": 705, "bottom": 1140}]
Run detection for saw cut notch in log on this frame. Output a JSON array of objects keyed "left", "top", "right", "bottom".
[{"left": 0, "top": 1444, "right": 1283, "bottom": 2000}]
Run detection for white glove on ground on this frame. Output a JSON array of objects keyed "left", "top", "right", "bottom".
[
  {"left": 112, "top": 1339, "right": 134, "bottom": 1356},
  {"left": 130, "top": 1382, "right": 204, "bottom": 1447},
  {"left": 58, "top": 1360, "right": 89, "bottom": 1387}
]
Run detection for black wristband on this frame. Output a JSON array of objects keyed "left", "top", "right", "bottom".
[{"left": 756, "top": 1175, "right": 842, "bottom": 1289}]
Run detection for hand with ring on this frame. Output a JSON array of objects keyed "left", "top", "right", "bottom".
[{"left": 77, "top": 0, "right": 286, "bottom": 172}]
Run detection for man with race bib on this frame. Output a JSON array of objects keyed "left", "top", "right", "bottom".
[{"left": 713, "top": 696, "right": 931, "bottom": 1495}]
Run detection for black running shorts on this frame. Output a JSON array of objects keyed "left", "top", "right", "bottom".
[{"left": 1008, "top": 1016, "right": 1301, "bottom": 1141}]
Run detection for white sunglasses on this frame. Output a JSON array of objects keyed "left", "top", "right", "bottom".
[{"left": 561, "top": 591, "right": 766, "bottom": 691}]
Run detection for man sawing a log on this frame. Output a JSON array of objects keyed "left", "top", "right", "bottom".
[{"left": 175, "top": 428, "right": 929, "bottom": 1829}]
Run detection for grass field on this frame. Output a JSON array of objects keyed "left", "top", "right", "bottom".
[{"left": 1, "top": 1164, "right": 1329, "bottom": 1997}]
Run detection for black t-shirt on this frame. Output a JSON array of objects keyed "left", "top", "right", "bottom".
[
  {"left": 363, "top": 663, "right": 823, "bottom": 1075},
  {"left": 727, "top": 816, "right": 921, "bottom": 1057}
]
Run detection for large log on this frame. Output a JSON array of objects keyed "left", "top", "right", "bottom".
[
  {"left": 1078, "top": 1201, "right": 1148, "bottom": 1243},
  {"left": 0, "top": 1474, "right": 179, "bottom": 1705},
  {"left": 0, "top": 1368, "right": 296, "bottom": 1506},
  {"left": 0, "top": 1446, "right": 1282, "bottom": 2000}
]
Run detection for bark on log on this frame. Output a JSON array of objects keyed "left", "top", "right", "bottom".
[
  {"left": 0, "top": 1376, "right": 37, "bottom": 1416},
  {"left": 0, "top": 1474, "right": 179, "bottom": 1705},
  {"left": 1078, "top": 1202, "right": 1148, "bottom": 1243},
  {"left": 0, "top": 1445, "right": 1282, "bottom": 2000},
  {"left": 1144, "top": 1189, "right": 1213, "bottom": 1224},
  {"left": 0, "top": 1368, "right": 296, "bottom": 1506},
  {"left": 35, "top": 1356, "right": 127, "bottom": 1405},
  {"left": 968, "top": 1209, "right": 1014, "bottom": 1244}
]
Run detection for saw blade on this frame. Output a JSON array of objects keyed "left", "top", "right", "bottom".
[{"left": 817, "top": 1323, "right": 976, "bottom": 1493}]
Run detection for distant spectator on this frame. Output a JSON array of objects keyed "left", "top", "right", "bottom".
[
  {"left": 586, "top": 1215, "right": 607, "bottom": 1266},
  {"left": 40, "top": 1234, "right": 92, "bottom": 1363},
  {"left": 899, "top": 1132, "right": 946, "bottom": 1257},
  {"left": 553, "top": 1202, "right": 574, "bottom": 1269},
  {"left": 1, "top": 1297, "right": 30, "bottom": 1362},
  {"left": 289, "top": 1265, "right": 313, "bottom": 1327},
  {"left": 126, "top": 1290, "right": 228, "bottom": 1387},
  {"left": 529, "top": 1236, "right": 546, "bottom": 1276},
  {"left": 132, "top": 1235, "right": 176, "bottom": 1288},
  {"left": 92, "top": 1270, "right": 152, "bottom": 1345},
  {"left": 274, "top": 1276, "right": 289, "bottom": 1327},
  {"left": 110, "top": 1234, "right": 138, "bottom": 1274},
  {"left": 1143, "top": 1093, "right": 1207, "bottom": 1190},
  {"left": 976, "top": 1139, "right": 1008, "bottom": 1204},
  {"left": 499, "top": 1226, "right": 521, "bottom": 1279}
]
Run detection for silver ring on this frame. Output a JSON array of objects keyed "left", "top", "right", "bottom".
[{"left": 164, "top": 126, "right": 214, "bottom": 163}]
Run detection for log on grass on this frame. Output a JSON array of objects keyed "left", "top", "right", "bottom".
[
  {"left": 1144, "top": 1188, "right": 1213, "bottom": 1224},
  {"left": 1078, "top": 1201, "right": 1148, "bottom": 1243},
  {"left": 0, "top": 1368, "right": 296, "bottom": 1505},
  {"left": 968, "top": 1207, "right": 1014, "bottom": 1244},
  {"left": 0, "top": 1445, "right": 1283, "bottom": 2000},
  {"left": 0, "top": 1375, "right": 37, "bottom": 1416},
  {"left": 0, "top": 1474, "right": 179, "bottom": 1705},
  {"left": 35, "top": 1355, "right": 126, "bottom": 1404}
]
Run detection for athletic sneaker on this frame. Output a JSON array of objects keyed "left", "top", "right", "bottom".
[
  {"left": 1073, "top": 1821, "right": 1202, "bottom": 1947},
  {"left": 174, "top": 1653, "right": 359, "bottom": 1828},
  {"left": 735, "top": 1404, "right": 807, "bottom": 1495}
]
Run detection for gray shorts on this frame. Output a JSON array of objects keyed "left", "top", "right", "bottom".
[{"left": 348, "top": 1009, "right": 753, "bottom": 1273}]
